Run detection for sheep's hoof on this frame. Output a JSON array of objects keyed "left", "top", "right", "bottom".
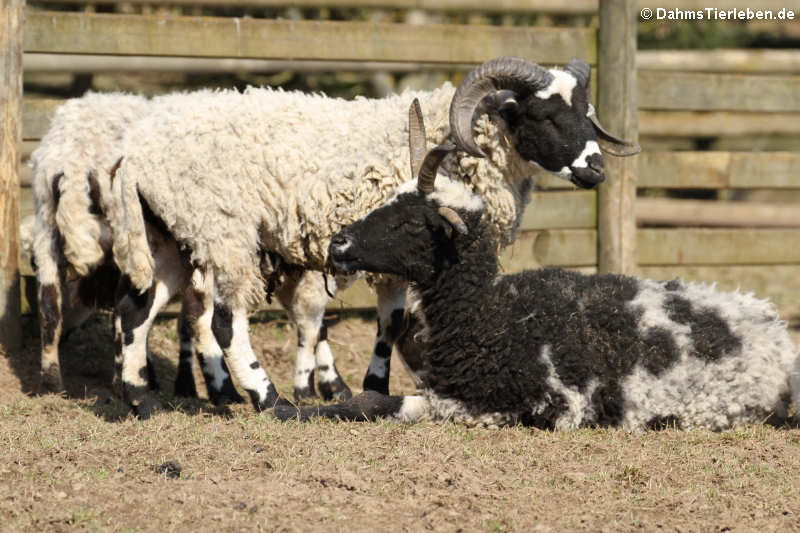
[
  {"left": 253, "top": 384, "right": 293, "bottom": 411},
  {"left": 362, "top": 375, "right": 390, "bottom": 396},
  {"left": 293, "top": 386, "right": 318, "bottom": 404},
  {"left": 208, "top": 378, "right": 245, "bottom": 406},
  {"left": 131, "top": 396, "right": 162, "bottom": 420},
  {"left": 319, "top": 378, "right": 352, "bottom": 402},
  {"left": 40, "top": 367, "right": 65, "bottom": 394},
  {"left": 173, "top": 375, "right": 198, "bottom": 399}
]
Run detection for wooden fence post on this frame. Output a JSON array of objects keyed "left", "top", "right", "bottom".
[
  {"left": 597, "top": 0, "right": 638, "bottom": 274},
  {"left": 0, "top": 0, "right": 24, "bottom": 353}
]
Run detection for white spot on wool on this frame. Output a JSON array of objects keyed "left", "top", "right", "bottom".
[
  {"left": 203, "top": 354, "right": 228, "bottom": 392},
  {"left": 388, "top": 176, "right": 483, "bottom": 213},
  {"left": 556, "top": 166, "right": 572, "bottom": 178},
  {"left": 538, "top": 345, "right": 599, "bottom": 430},
  {"left": 391, "top": 395, "right": 430, "bottom": 423},
  {"left": 425, "top": 391, "right": 514, "bottom": 428},
  {"left": 627, "top": 280, "right": 692, "bottom": 354},
  {"left": 535, "top": 68, "right": 578, "bottom": 106},
  {"left": 570, "top": 141, "right": 601, "bottom": 169},
  {"left": 366, "top": 354, "right": 389, "bottom": 379}
]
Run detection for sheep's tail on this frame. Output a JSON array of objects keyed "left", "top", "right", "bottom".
[
  {"left": 108, "top": 157, "right": 154, "bottom": 292},
  {"left": 53, "top": 161, "right": 107, "bottom": 276}
]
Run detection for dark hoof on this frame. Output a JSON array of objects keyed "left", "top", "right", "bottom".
[
  {"left": 319, "top": 378, "right": 352, "bottom": 402},
  {"left": 293, "top": 386, "right": 319, "bottom": 404},
  {"left": 40, "top": 367, "right": 65, "bottom": 394},
  {"left": 208, "top": 378, "right": 245, "bottom": 406},
  {"left": 132, "top": 397, "right": 162, "bottom": 420},
  {"left": 173, "top": 374, "right": 198, "bottom": 399},
  {"left": 253, "top": 384, "right": 293, "bottom": 411},
  {"left": 362, "top": 374, "right": 389, "bottom": 396}
]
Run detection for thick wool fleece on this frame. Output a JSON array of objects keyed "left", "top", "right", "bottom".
[
  {"left": 111, "top": 85, "right": 536, "bottom": 309},
  {"left": 30, "top": 92, "right": 149, "bottom": 280}
]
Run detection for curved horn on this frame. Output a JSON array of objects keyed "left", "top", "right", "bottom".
[
  {"left": 449, "top": 56, "right": 553, "bottom": 158},
  {"left": 408, "top": 98, "right": 427, "bottom": 179},
  {"left": 587, "top": 105, "right": 642, "bottom": 157},
  {"left": 417, "top": 142, "right": 455, "bottom": 195},
  {"left": 438, "top": 207, "right": 468, "bottom": 236}
]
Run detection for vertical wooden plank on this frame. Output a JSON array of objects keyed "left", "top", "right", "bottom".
[
  {"left": 0, "top": 0, "right": 23, "bottom": 353},
  {"left": 597, "top": 0, "right": 638, "bottom": 274}
]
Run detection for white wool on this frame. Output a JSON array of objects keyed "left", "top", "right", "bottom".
[
  {"left": 30, "top": 92, "right": 149, "bottom": 280},
  {"left": 621, "top": 279, "right": 797, "bottom": 431},
  {"left": 111, "top": 85, "right": 537, "bottom": 309}
]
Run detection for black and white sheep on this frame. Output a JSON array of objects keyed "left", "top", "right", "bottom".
[
  {"left": 28, "top": 92, "right": 242, "bottom": 403},
  {"left": 275, "top": 109, "right": 800, "bottom": 431},
  {"left": 108, "top": 57, "right": 638, "bottom": 417}
]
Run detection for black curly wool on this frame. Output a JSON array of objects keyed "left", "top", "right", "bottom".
[{"left": 330, "top": 191, "right": 748, "bottom": 429}]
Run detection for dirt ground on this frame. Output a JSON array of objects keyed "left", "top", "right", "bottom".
[{"left": 2, "top": 311, "right": 800, "bottom": 532}]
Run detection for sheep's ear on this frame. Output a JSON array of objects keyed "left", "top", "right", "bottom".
[
  {"left": 587, "top": 104, "right": 641, "bottom": 157},
  {"left": 438, "top": 207, "right": 468, "bottom": 237}
]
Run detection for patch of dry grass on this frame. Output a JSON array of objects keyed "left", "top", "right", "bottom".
[{"left": 2, "top": 313, "right": 800, "bottom": 532}]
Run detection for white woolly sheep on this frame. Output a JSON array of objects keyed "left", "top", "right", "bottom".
[
  {"left": 275, "top": 116, "right": 800, "bottom": 431},
  {"left": 28, "top": 92, "right": 242, "bottom": 403},
  {"left": 108, "top": 57, "right": 638, "bottom": 417}
]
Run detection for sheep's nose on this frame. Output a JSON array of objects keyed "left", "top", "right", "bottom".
[
  {"left": 331, "top": 233, "right": 349, "bottom": 249},
  {"left": 587, "top": 153, "right": 603, "bottom": 173}
]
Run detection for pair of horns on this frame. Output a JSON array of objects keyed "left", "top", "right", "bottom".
[
  {"left": 408, "top": 99, "right": 465, "bottom": 234},
  {"left": 449, "top": 56, "right": 640, "bottom": 158}
]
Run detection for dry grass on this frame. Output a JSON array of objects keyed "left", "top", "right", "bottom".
[{"left": 2, "top": 312, "right": 800, "bottom": 532}]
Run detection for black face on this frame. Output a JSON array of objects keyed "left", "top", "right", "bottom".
[
  {"left": 500, "top": 71, "right": 604, "bottom": 189},
  {"left": 329, "top": 192, "right": 466, "bottom": 283}
]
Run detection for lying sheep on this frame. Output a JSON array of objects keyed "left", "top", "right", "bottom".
[
  {"left": 28, "top": 92, "right": 241, "bottom": 403},
  {"left": 275, "top": 108, "right": 800, "bottom": 431},
  {"left": 108, "top": 57, "right": 638, "bottom": 417}
]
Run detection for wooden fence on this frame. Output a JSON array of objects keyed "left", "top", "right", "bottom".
[{"left": 2, "top": 0, "right": 800, "bottom": 350}]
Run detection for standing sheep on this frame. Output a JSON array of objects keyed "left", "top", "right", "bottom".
[
  {"left": 29, "top": 92, "right": 242, "bottom": 403},
  {"left": 109, "top": 57, "right": 638, "bottom": 417},
  {"left": 275, "top": 120, "right": 800, "bottom": 431}
]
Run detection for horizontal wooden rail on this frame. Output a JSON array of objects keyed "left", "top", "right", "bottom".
[
  {"left": 638, "top": 151, "right": 800, "bottom": 189},
  {"left": 638, "top": 49, "right": 800, "bottom": 74},
  {"left": 637, "top": 198, "right": 800, "bottom": 227},
  {"left": 525, "top": 228, "right": 800, "bottom": 267},
  {"left": 521, "top": 190, "right": 596, "bottom": 230},
  {"left": 639, "top": 111, "right": 800, "bottom": 137},
  {"left": 23, "top": 10, "right": 596, "bottom": 63},
  {"left": 638, "top": 71, "right": 800, "bottom": 112}
]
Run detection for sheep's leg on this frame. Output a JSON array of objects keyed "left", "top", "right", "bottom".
[
  {"left": 277, "top": 271, "right": 351, "bottom": 402},
  {"left": 173, "top": 312, "right": 198, "bottom": 398},
  {"left": 362, "top": 279, "right": 407, "bottom": 395},
  {"left": 315, "top": 322, "right": 352, "bottom": 401},
  {"left": 211, "top": 302, "right": 288, "bottom": 411},
  {"left": 38, "top": 281, "right": 64, "bottom": 393},
  {"left": 274, "top": 391, "right": 428, "bottom": 423},
  {"left": 116, "top": 277, "right": 176, "bottom": 419},
  {"left": 181, "top": 269, "right": 243, "bottom": 405}
]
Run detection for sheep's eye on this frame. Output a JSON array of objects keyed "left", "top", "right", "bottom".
[{"left": 402, "top": 220, "right": 425, "bottom": 234}]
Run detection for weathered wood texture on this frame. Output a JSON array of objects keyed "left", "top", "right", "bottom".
[
  {"left": 526, "top": 228, "right": 800, "bottom": 267},
  {"left": 1, "top": 0, "right": 23, "bottom": 351},
  {"left": 23, "top": 11, "right": 596, "bottom": 64},
  {"left": 637, "top": 198, "right": 800, "bottom": 228},
  {"left": 639, "top": 71, "right": 800, "bottom": 112},
  {"left": 638, "top": 49, "right": 800, "bottom": 74},
  {"left": 638, "top": 152, "right": 800, "bottom": 189},
  {"left": 597, "top": 0, "right": 638, "bottom": 275},
  {"left": 639, "top": 111, "right": 800, "bottom": 137}
]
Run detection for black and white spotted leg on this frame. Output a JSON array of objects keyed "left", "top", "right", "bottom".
[
  {"left": 181, "top": 269, "right": 243, "bottom": 405},
  {"left": 211, "top": 302, "right": 288, "bottom": 411},
  {"left": 116, "top": 277, "right": 177, "bottom": 419},
  {"left": 362, "top": 278, "right": 408, "bottom": 395},
  {"left": 274, "top": 391, "right": 428, "bottom": 423},
  {"left": 277, "top": 271, "right": 352, "bottom": 403}
]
